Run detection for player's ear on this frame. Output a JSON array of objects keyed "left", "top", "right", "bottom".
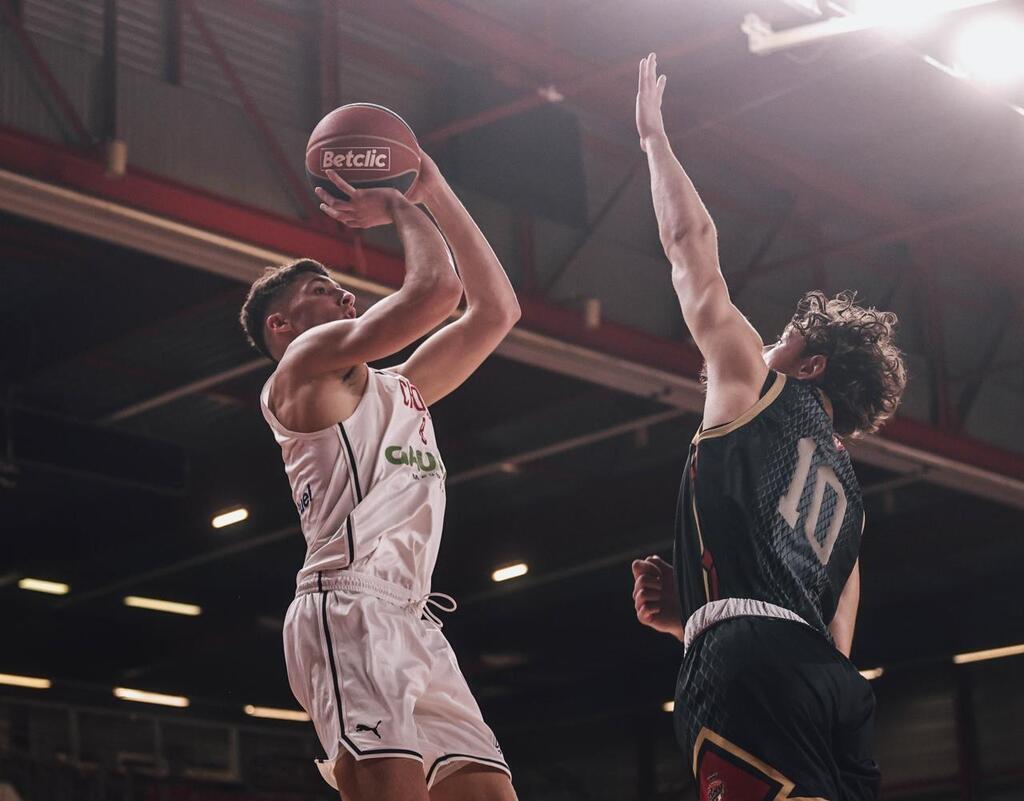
[
  {"left": 799, "top": 353, "right": 827, "bottom": 382},
  {"left": 266, "top": 312, "right": 291, "bottom": 336}
]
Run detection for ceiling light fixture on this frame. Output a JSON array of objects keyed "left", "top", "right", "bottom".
[
  {"left": 243, "top": 705, "right": 310, "bottom": 722},
  {"left": 491, "top": 563, "right": 528, "bottom": 583},
  {"left": 953, "top": 643, "right": 1024, "bottom": 665},
  {"left": 954, "top": 15, "right": 1024, "bottom": 86},
  {"left": 0, "top": 673, "right": 51, "bottom": 689},
  {"left": 212, "top": 507, "right": 249, "bottom": 529},
  {"left": 124, "top": 596, "right": 201, "bottom": 616},
  {"left": 114, "top": 687, "right": 190, "bottom": 707},
  {"left": 17, "top": 578, "right": 69, "bottom": 595}
]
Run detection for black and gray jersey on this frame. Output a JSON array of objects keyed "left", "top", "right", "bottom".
[{"left": 674, "top": 372, "right": 864, "bottom": 639}]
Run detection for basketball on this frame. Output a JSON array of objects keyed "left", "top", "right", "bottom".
[{"left": 305, "top": 103, "right": 421, "bottom": 201}]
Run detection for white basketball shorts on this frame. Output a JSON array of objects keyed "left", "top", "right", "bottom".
[{"left": 283, "top": 570, "right": 510, "bottom": 790}]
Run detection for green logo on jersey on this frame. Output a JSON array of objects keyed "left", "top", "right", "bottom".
[{"left": 385, "top": 445, "right": 441, "bottom": 475}]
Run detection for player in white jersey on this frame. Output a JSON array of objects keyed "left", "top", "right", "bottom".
[{"left": 239, "top": 151, "right": 520, "bottom": 801}]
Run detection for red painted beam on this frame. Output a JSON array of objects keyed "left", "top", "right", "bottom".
[
  {"left": 0, "top": 0, "right": 92, "bottom": 145},
  {"left": 1, "top": 125, "right": 1021, "bottom": 481},
  {"left": 409, "top": 0, "right": 583, "bottom": 79},
  {"left": 422, "top": 25, "right": 736, "bottom": 146},
  {"left": 706, "top": 122, "right": 1024, "bottom": 291},
  {"left": 181, "top": 0, "right": 318, "bottom": 219}
]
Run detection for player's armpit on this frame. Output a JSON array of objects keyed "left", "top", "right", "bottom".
[{"left": 390, "top": 305, "right": 519, "bottom": 407}]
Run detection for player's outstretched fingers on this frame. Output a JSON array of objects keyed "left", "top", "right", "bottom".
[
  {"left": 314, "top": 187, "right": 356, "bottom": 217},
  {"left": 325, "top": 169, "right": 358, "bottom": 198},
  {"left": 318, "top": 202, "right": 357, "bottom": 225}
]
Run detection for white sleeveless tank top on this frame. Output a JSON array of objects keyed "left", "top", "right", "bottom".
[{"left": 260, "top": 368, "right": 447, "bottom": 596}]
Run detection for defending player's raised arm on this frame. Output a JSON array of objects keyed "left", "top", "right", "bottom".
[
  {"left": 638, "top": 54, "right": 764, "bottom": 389},
  {"left": 279, "top": 175, "right": 462, "bottom": 380},
  {"left": 390, "top": 151, "right": 521, "bottom": 406}
]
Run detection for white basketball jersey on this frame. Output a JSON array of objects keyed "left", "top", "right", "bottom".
[{"left": 260, "top": 368, "right": 447, "bottom": 596}]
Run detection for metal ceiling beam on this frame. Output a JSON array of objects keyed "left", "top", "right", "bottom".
[
  {"left": 408, "top": 0, "right": 585, "bottom": 80},
  {"left": 1, "top": 128, "right": 1022, "bottom": 508},
  {"left": 385, "top": 1, "right": 1023, "bottom": 301},
  {"left": 420, "top": 27, "right": 737, "bottom": 146},
  {"left": 180, "top": 0, "right": 318, "bottom": 219},
  {"left": 0, "top": 0, "right": 92, "bottom": 145},
  {"left": 914, "top": 244, "right": 954, "bottom": 430},
  {"left": 747, "top": 189, "right": 1024, "bottom": 299},
  {"left": 955, "top": 300, "right": 1016, "bottom": 433},
  {"left": 61, "top": 410, "right": 687, "bottom": 606},
  {"left": 705, "top": 122, "right": 1024, "bottom": 291},
  {"left": 353, "top": 0, "right": 1022, "bottom": 305}
]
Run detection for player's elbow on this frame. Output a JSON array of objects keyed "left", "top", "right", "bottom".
[
  {"left": 417, "top": 270, "right": 463, "bottom": 317},
  {"left": 465, "top": 296, "right": 521, "bottom": 335},
  {"left": 497, "top": 295, "right": 522, "bottom": 328},
  {"left": 439, "top": 272, "right": 464, "bottom": 310}
]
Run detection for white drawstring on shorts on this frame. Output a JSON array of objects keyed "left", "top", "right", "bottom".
[{"left": 407, "top": 592, "right": 458, "bottom": 628}]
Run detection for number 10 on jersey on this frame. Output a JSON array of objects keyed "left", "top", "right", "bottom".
[{"left": 777, "top": 438, "right": 848, "bottom": 567}]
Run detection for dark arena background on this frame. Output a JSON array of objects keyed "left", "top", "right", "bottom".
[{"left": 2, "top": 1, "right": 1024, "bottom": 799}]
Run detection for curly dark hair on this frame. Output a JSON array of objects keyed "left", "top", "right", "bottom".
[
  {"left": 790, "top": 290, "right": 907, "bottom": 437},
  {"left": 239, "top": 259, "right": 329, "bottom": 361}
]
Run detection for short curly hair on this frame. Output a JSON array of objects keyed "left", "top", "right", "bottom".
[
  {"left": 239, "top": 259, "right": 329, "bottom": 361},
  {"left": 790, "top": 290, "right": 907, "bottom": 438}
]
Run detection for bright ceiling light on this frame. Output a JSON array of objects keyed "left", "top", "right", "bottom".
[
  {"left": 0, "top": 673, "right": 52, "bottom": 689},
  {"left": 853, "top": 0, "right": 946, "bottom": 32},
  {"left": 859, "top": 667, "right": 885, "bottom": 680},
  {"left": 491, "top": 563, "right": 528, "bottom": 583},
  {"left": 18, "top": 578, "right": 69, "bottom": 595},
  {"left": 662, "top": 700, "right": 675, "bottom": 713},
  {"left": 124, "top": 596, "right": 201, "bottom": 616},
  {"left": 212, "top": 507, "right": 249, "bottom": 529},
  {"left": 955, "top": 16, "right": 1024, "bottom": 85},
  {"left": 243, "top": 704, "right": 310, "bottom": 722},
  {"left": 114, "top": 687, "right": 190, "bottom": 707},
  {"left": 953, "top": 643, "right": 1024, "bottom": 665}
]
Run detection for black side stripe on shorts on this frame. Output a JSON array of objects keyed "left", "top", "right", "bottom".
[
  {"left": 425, "top": 754, "right": 511, "bottom": 786},
  {"left": 337, "top": 423, "right": 363, "bottom": 565},
  {"left": 317, "top": 571, "right": 422, "bottom": 759}
]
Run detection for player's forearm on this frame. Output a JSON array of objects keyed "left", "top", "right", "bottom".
[
  {"left": 390, "top": 196, "right": 463, "bottom": 315},
  {"left": 644, "top": 133, "right": 718, "bottom": 281},
  {"left": 421, "top": 181, "right": 520, "bottom": 325},
  {"left": 829, "top": 561, "right": 860, "bottom": 658}
]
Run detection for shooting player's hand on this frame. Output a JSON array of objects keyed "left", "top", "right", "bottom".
[{"left": 316, "top": 171, "right": 408, "bottom": 228}]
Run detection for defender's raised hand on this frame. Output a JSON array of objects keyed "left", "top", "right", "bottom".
[
  {"left": 632, "top": 555, "right": 684, "bottom": 641},
  {"left": 315, "top": 170, "right": 408, "bottom": 228},
  {"left": 636, "top": 52, "right": 668, "bottom": 152}
]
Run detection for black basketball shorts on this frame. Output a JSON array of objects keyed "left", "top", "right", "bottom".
[{"left": 675, "top": 616, "right": 880, "bottom": 801}]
